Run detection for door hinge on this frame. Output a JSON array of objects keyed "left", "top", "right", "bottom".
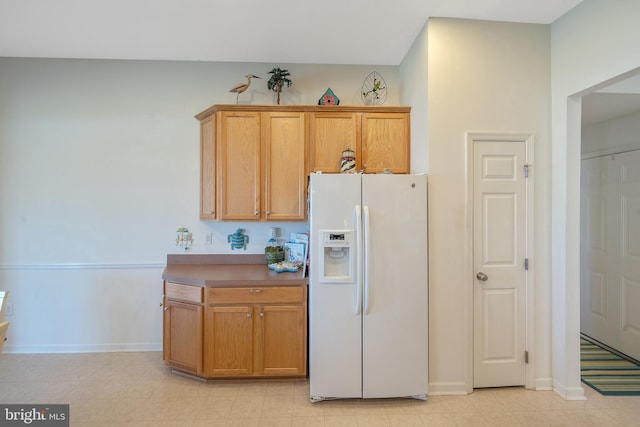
[
  {"left": 523, "top": 164, "right": 530, "bottom": 178},
  {"left": 524, "top": 258, "right": 529, "bottom": 270},
  {"left": 525, "top": 350, "right": 529, "bottom": 364}
]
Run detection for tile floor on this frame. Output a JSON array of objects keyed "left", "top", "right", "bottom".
[{"left": 1, "top": 352, "right": 639, "bottom": 426}]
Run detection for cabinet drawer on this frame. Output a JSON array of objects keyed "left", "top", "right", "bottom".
[
  {"left": 165, "top": 282, "right": 204, "bottom": 304},
  {"left": 208, "top": 286, "right": 303, "bottom": 304}
]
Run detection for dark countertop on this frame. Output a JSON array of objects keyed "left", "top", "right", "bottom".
[{"left": 162, "top": 254, "right": 308, "bottom": 287}]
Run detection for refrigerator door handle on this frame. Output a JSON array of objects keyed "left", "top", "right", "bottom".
[
  {"left": 363, "top": 205, "right": 371, "bottom": 315},
  {"left": 355, "top": 205, "right": 363, "bottom": 315}
]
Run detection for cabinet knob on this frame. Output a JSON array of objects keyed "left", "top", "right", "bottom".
[
  {"left": 250, "top": 288, "right": 263, "bottom": 294},
  {"left": 260, "top": 312, "right": 264, "bottom": 318},
  {"left": 164, "top": 307, "right": 169, "bottom": 311},
  {"left": 255, "top": 210, "right": 259, "bottom": 216},
  {"left": 207, "top": 211, "right": 214, "bottom": 215},
  {"left": 246, "top": 312, "right": 252, "bottom": 319},
  {"left": 266, "top": 211, "right": 270, "bottom": 216}
]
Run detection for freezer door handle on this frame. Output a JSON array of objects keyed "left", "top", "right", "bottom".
[
  {"left": 363, "top": 205, "right": 371, "bottom": 315},
  {"left": 355, "top": 205, "right": 363, "bottom": 315}
]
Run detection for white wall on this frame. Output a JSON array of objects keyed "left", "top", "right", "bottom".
[
  {"left": 399, "top": 21, "right": 429, "bottom": 174},
  {"left": 417, "top": 18, "right": 551, "bottom": 394},
  {"left": 582, "top": 110, "right": 640, "bottom": 157},
  {"left": 550, "top": 0, "right": 640, "bottom": 399},
  {"left": 0, "top": 58, "right": 400, "bottom": 352}
]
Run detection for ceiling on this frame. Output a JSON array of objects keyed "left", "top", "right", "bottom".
[{"left": 0, "top": 0, "right": 582, "bottom": 65}]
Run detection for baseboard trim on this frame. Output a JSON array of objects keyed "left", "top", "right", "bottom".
[
  {"left": 428, "top": 381, "right": 470, "bottom": 395},
  {"left": 534, "top": 377, "right": 553, "bottom": 390},
  {"left": 553, "top": 379, "right": 586, "bottom": 400}
]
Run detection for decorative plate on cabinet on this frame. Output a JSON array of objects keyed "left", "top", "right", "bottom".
[{"left": 361, "top": 71, "right": 387, "bottom": 105}]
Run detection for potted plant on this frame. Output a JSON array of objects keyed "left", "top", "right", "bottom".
[
  {"left": 267, "top": 67, "right": 292, "bottom": 105},
  {"left": 264, "top": 244, "right": 285, "bottom": 265}
]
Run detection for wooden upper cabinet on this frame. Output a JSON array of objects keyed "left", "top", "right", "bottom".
[
  {"left": 195, "top": 105, "right": 410, "bottom": 221},
  {"left": 215, "top": 110, "right": 306, "bottom": 221},
  {"left": 199, "top": 114, "right": 216, "bottom": 220},
  {"left": 308, "top": 108, "right": 410, "bottom": 174},
  {"left": 361, "top": 112, "right": 410, "bottom": 173},
  {"left": 263, "top": 112, "right": 307, "bottom": 221},
  {"left": 218, "top": 111, "right": 262, "bottom": 220},
  {"left": 309, "top": 112, "right": 360, "bottom": 173}
]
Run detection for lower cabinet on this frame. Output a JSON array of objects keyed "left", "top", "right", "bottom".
[
  {"left": 163, "top": 281, "right": 307, "bottom": 379},
  {"left": 204, "top": 286, "right": 307, "bottom": 378},
  {"left": 163, "top": 299, "right": 204, "bottom": 376},
  {"left": 204, "top": 305, "right": 254, "bottom": 376}
]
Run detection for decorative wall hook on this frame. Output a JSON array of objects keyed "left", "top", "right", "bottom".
[{"left": 176, "top": 227, "right": 193, "bottom": 251}]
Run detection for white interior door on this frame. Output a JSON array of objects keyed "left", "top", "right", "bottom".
[
  {"left": 473, "top": 139, "right": 527, "bottom": 388},
  {"left": 581, "top": 150, "right": 640, "bottom": 360}
]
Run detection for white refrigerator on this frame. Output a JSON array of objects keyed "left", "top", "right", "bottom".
[{"left": 309, "top": 173, "right": 428, "bottom": 402}]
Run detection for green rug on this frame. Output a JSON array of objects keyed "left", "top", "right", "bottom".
[{"left": 581, "top": 337, "right": 640, "bottom": 396}]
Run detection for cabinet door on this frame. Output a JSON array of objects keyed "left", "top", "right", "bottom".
[
  {"left": 164, "top": 300, "right": 203, "bottom": 375},
  {"left": 204, "top": 306, "right": 254, "bottom": 376},
  {"left": 256, "top": 305, "right": 306, "bottom": 376},
  {"left": 218, "top": 111, "right": 261, "bottom": 220},
  {"left": 263, "top": 112, "right": 307, "bottom": 221},
  {"left": 361, "top": 112, "right": 410, "bottom": 173},
  {"left": 309, "top": 112, "right": 360, "bottom": 173},
  {"left": 200, "top": 114, "right": 216, "bottom": 220}
]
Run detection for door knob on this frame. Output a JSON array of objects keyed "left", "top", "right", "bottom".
[{"left": 476, "top": 272, "right": 488, "bottom": 281}]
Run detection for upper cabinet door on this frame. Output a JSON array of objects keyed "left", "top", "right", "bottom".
[
  {"left": 361, "top": 112, "right": 410, "bottom": 174},
  {"left": 199, "top": 114, "right": 216, "bottom": 220},
  {"left": 263, "top": 112, "right": 307, "bottom": 221},
  {"left": 309, "top": 112, "right": 360, "bottom": 174},
  {"left": 218, "top": 111, "right": 261, "bottom": 220}
]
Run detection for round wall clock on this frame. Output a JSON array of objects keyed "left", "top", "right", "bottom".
[
  {"left": 361, "top": 71, "right": 387, "bottom": 105},
  {"left": 319, "top": 88, "right": 340, "bottom": 105}
]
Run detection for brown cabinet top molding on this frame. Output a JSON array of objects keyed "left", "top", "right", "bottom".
[{"left": 195, "top": 104, "right": 411, "bottom": 120}]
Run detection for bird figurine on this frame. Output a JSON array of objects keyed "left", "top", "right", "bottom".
[{"left": 229, "top": 74, "right": 260, "bottom": 103}]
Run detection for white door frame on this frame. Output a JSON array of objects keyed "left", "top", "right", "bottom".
[{"left": 466, "top": 132, "right": 535, "bottom": 392}]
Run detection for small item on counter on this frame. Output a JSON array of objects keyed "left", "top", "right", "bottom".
[
  {"left": 228, "top": 228, "right": 249, "bottom": 250},
  {"left": 340, "top": 148, "right": 356, "bottom": 174},
  {"left": 268, "top": 261, "right": 302, "bottom": 273},
  {"left": 265, "top": 245, "right": 285, "bottom": 265}
]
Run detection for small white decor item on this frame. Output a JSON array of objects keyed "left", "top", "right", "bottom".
[
  {"left": 361, "top": 71, "right": 387, "bottom": 105},
  {"left": 176, "top": 227, "right": 193, "bottom": 251},
  {"left": 340, "top": 148, "right": 356, "bottom": 174}
]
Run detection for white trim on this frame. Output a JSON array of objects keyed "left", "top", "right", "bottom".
[
  {"left": 581, "top": 145, "right": 640, "bottom": 160},
  {"left": 466, "top": 132, "right": 535, "bottom": 390},
  {"left": 0, "top": 263, "right": 165, "bottom": 271},
  {"left": 553, "top": 379, "right": 586, "bottom": 401},
  {"left": 428, "top": 381, "right": 470, "bottom": 395},
  {"left": 2, "top": 342, "right": 162, "bottom": 354},
  {"left": 533, "top": 377, "right": 554, "bottom": 390}
]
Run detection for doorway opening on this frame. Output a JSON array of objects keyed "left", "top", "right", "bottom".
[{"left": 580, "top": 71, "right": 640, "bottom": 364}]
